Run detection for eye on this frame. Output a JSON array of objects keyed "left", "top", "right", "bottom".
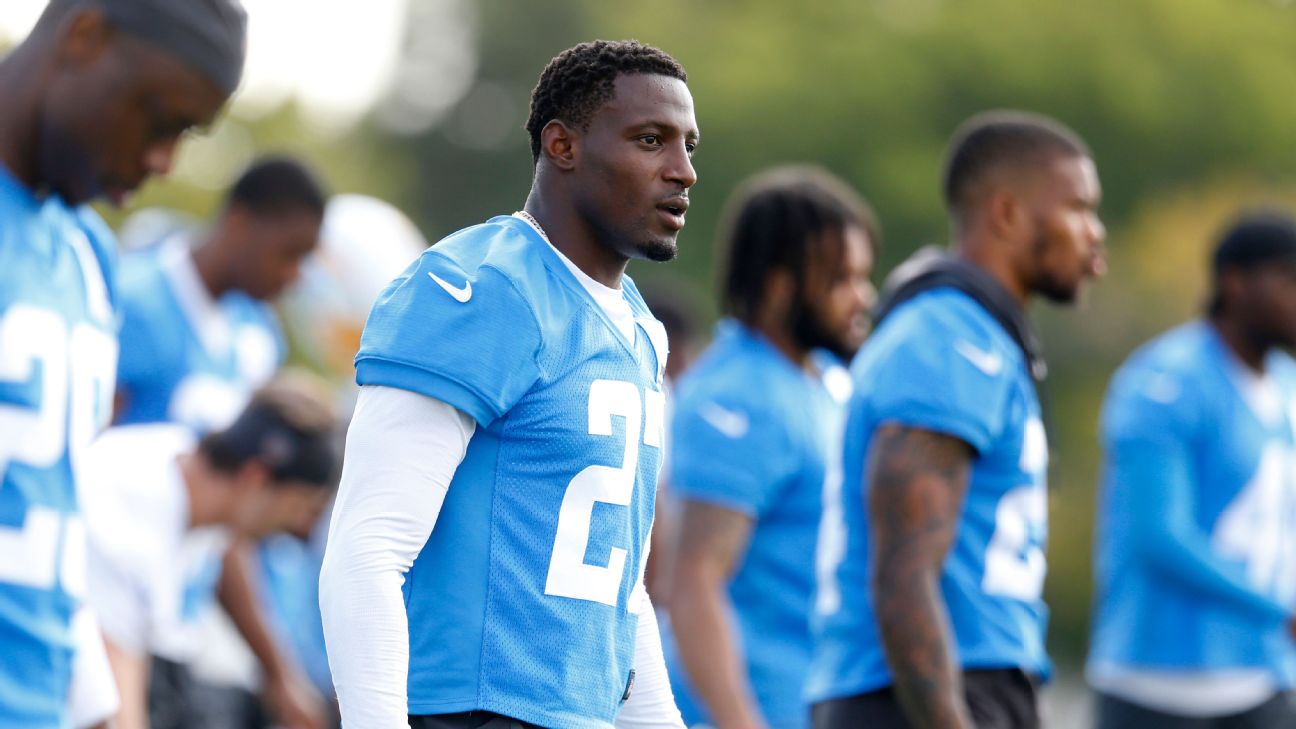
[
  {"left": 639, "top": 134, "right": 662, "bottom": 147},
  {"left": 685, "top": 141, "right": 697, "bottom": 155}
]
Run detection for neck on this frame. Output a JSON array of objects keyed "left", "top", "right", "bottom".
[
  {"left": 0, "top": 46, "right": 47, "bottom": 192},
  {"left": 523, "top": 181, "right": 628, "bottom": 289},
  {"left": 1211, "top": 313, "right": 1268, "bottom": 374},
  {"left": 952, "top": 228, "right": 1031, "bottom": 307},
  {"left": 179, "top": 452, "right": 235, "bottom": 529},
  {"left": 750, "top": 308, "right": 812, "bottom": 370},
  {"left": 190, "top": 231, "right": 231, "bottom": 299}
]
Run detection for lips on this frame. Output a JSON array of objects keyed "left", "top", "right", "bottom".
[{"left": 657, "top": 195, "right": 689, "bottom": 230}]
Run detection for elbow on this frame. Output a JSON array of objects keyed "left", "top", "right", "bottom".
[{"left": 665, "top": 560, "right": 719, "bottom": 620}]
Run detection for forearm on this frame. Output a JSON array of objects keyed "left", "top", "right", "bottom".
[
  {"left": 218, "top": 541, "right": 293, "bottom": 680},
  {"left": 1117, "top": 439, "right": 1290, "bottom": 624},
  {"left": 1138, "top": 527, "right": 1289, "bottom": 624},
  {"left": 102, "top": 638, "right": 148, "bottom": 729},
  {"left": 320, "top": 385, "right": 473, "bottom": 728},
  {"left": 873, "top": 563, "right": 972, "bottom": 729},
  {"left": 669, "top": 575, "right": 765, "bottom": 729},
  {"left": 866, "top": 424, "right": 975, "bottom": 729}
]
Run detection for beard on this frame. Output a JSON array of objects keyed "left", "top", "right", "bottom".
[
  {"left": 635, "top": 236, "right": 678, "bottom": 262},
  {"left": 788, "top": 293, "right": 859, "bottom": 362},
  {"left": 1029, "top": 228, "right": 1083, "bottom": 304}
]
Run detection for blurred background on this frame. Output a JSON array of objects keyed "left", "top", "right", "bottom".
[{"left": 7, "top": 0, "right": 1296, "bottom": 724}]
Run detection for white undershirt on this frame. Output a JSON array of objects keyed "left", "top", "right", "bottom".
[
  {"left": 1087, "top": 662, "right": 1277, "bottom": 717},
  {"left": 319, "top": 228, "right": 680, "bottom": 727},
  {"left": 513, "top": 211, "right": 638, "bottom": 344}
]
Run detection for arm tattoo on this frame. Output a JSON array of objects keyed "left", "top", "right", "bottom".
[{"left": 867, "top": 424, "right": 974, "bottom": 729}]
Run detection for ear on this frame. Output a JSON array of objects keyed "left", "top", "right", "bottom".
[
  {"left": 986, "top": 190, "right": 1027, "bottom": 241},
  {"left": 1216, "top": 268, "right": 1249, "bottom": 313},
  {"left": 234, "top": 460, "right": 271, "bottom": 492},
  {"left": 540, "top": 120, "right": 578, "bottom": 171},
  {"left": 763, "top": 267, "right": 796, "bottom": 313},
  {"left": 55, "top": 9, "right": 114, "bottom": 68}
]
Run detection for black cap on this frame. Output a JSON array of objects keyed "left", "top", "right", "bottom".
[
  {"left": 50, "top": 0, "right": 248, "bottom": 95},
  {"left": 1212, "top": 210, "right": 1296, "bottom": 273}
]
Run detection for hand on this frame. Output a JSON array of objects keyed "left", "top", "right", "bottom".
[{"left": 262, "top": 668, "right": 327, "bottom": 729}]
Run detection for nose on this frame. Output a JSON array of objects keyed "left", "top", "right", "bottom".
[
  {"left": 666, "top": 142, "right": 697, "bottom": 189},
  {"left": 1090, "top": 213, "right": 1107, "bottom": 246},
  {"left": 858, "top": 279, "right": 878, "bottom": 312},
  {"left": 144, "top": 137, "right": 180, "bottom": 177}
]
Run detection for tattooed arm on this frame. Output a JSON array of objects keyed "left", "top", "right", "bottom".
[
  {"left": 867, "top": 424, "right": 974, "bottom": 729},
  {"left": 668, "top": 500, "right": 767, "bottom": 729}
]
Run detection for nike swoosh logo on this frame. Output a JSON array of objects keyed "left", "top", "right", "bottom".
[
  {"left": 698, "top": 402, "right": 749, "bottom": 439},
  {"left": 428, "top": 272, "right": 472, "bottom": 303},
  {"left": 954, "top": 339, "right": 1003, "bottom": 376}
]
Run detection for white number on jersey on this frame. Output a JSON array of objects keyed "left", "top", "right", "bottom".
[
  {"left": 982, "top": 417, "right": 1048, "bottom": 601},
  {"left": 1213, "top": 443, "right": 1296, "bottom": 603},
  {"left": 814, "top": 434, "right": 847, "bottom": 616},
  {"left": 0, "top": 305, "right": 116, "bottom": 594},
  {"left": 545, "top": 379, "right": 664, "bottom": 607}
]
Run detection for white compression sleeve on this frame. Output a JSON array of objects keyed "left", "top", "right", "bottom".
[
  {"left": 319, "top": 385, "right": 475, "bottom": 729},
  {"left": 616, "top": 595, "right": 685, "bottom": 729}
]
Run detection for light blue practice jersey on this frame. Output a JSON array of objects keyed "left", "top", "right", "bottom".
[
  {"left": 664, "top": 321, "right": 848, "bottom": 729},
  {"left": 807, "top": 288, "right": 1050, "bottom": 703},
  {"left": 0, "top": 166, "right": 119, "bottom": 728},
  {"left": 1089, "top": 322, "right": 1296, "bottom": 683},
  {"left": 115, "top": 238, "right": 283, "bottom": 432},
  {"left": 354, "top": 215, "right": 668, "bottom": 729}
]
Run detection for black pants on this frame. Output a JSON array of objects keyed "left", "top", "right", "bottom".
[
  {"left": 1095, "top": 691, "right": 1296, "bottom": 729},
  {"left": 812, "top": 669, "right": 1040, "bottom": 729},
  {"left": 148, "top": 656, "right": 270, "bottom": 729},
  {"left": 409, "top": 712, "right": 545, "bottom": 729}
]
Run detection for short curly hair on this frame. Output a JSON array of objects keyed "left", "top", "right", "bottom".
[{"left": 526, "top": 40, "right": 687, "bottom": 163}]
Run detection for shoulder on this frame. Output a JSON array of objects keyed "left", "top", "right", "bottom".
[
  {"left": 676, "top": 329, "right": 797, "bottom": 430},
  {"left": 860, "top": 288, "right": 1022, "bottom": 381},
  {"left": 1109, "top": 322, "right": 1215, "bottom": 401},
  {"left": 884, "top": 288, "right": 1014, "bottom": 350},
  {"left": 1104, "top": 322, "right": 1215, "bottom": 433},
  {"left": 427, "top": 216, "right": 558, "bottom": 307}
]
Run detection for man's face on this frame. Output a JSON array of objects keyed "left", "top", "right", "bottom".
[
  {"left": 38, "top": 24, "right": 228, "bottom": 206},
  {"left": 571, "top": 74, "right": 699, "bottom": 263},
  {"left": 793, "top": 225, "right": 876, "bottom": 361},
  {"left": 230, "top": 208, "right": 322, "bottom": 300},
  {"left": 237, "top": 480, "right": 333, "bottom": 541},
  {"left": 1240, "top": 260, "right": 1296, "bottom": 349},
  {"left": 1021, "top": 154, "right": 1106, "bottom": 303}
]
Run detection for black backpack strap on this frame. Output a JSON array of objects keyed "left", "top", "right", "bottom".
[{"left": 873, "top": 246, "right": 1048, "bottom": 383}]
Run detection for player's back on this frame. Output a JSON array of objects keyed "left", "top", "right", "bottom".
[
  {"left": 1091, "top": 321, "right": 1296, "bottom": 680},
  {"left": 115, "top": 237, "right": 282, "bottom": 432},
  {"left": 666, "top": 322, "right": 849, "bottom": 728},
  {"left": 0, "top": 166, "right": 119, "bottom": 727},
  {"left": 354, "top": 216, "right": 668, "bottom": 729},
  {"left": 808, "top": 288, "right": 1050, "bottom": 704}
]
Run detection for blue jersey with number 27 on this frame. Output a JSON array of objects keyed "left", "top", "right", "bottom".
[
  {"left": 0, "top": 166, "right": 119, "bottom": 729},
  {"left": 355, "top": 215, "right": 668, "bottom": 729},
  {"left": 808, "top": 288, "right": 1050, "bottom": 704}
]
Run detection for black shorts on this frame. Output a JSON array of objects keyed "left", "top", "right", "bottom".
[
  {"left": 812, "top": 668, "right": 1040, "bottom": 729},
  {"left": 1095, "top": 691, "right": 1296, "bottom": 729},
  {"left": 409, "top": 711, "right": 545, "bottom": 729},
  {"left": 148, "top": 656, "right": 271, "bottom": 729}
]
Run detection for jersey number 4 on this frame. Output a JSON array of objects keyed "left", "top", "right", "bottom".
[{"left": 545, "top": 379, "right": 664, "bottom": 608}]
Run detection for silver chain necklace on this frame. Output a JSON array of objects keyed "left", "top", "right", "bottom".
[{"left": 513, "top": 210, "right": 551, "bottom": 244}]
